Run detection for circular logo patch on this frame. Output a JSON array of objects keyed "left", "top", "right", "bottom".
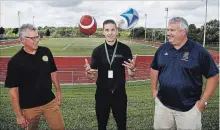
[{"left": 42, "top": 55, "right": 48, "bottom": 62}]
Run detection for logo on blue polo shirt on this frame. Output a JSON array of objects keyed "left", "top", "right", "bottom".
[
  {"left": 181, "top": 52, "right": 189, "bottom": 61},
  {"left": 164, "top": 52, "right": 168, "bottom": 55}
]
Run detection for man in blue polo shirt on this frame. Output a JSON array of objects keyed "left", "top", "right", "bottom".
[{"left": 150, "top": 17, "right": 219, "bottom": 130}]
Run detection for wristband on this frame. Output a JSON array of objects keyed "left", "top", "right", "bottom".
[{"left": 200, "top": 98, "right": 208, "bottom": 105}]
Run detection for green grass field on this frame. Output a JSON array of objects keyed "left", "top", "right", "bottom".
[
  {"left": 0, "top": 82, "right": 219, "bottom": 130},
  {"left": 0, "top": 38, "right": 157, "bottom": 56}
]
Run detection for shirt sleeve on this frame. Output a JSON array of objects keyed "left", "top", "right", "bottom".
[
  {"left": 199, "top": 50, "right": 219, "bottom": 79},
  {"left": 47, "top": 48, "right": 57, "bottom": 73},
  {"left": 124, "top": 46, "right": 133, "bottom": 62},
  {"left": 90, "top": 48, "right": 99, "bottom": 69},
  {"left": 150, "top": 48, "right": 160, "bottom": 70},
  {"left": 4, "top": 59, "right": 19, "bottom": 88}
]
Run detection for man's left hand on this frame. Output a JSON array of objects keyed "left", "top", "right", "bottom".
[
  {"left": 195, "top": 100, "right": 206, "bottom": 112},
  {"left": 56, "top": 90, "right": 62, "bottom": 107}
]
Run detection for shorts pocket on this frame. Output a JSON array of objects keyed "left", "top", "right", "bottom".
[{"left": 194, "top": 104, "right": 201, "bottom": 113}]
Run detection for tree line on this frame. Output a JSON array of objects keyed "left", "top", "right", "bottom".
[{"left": 0, "top": 19, "right": 219, "bottom": 45}]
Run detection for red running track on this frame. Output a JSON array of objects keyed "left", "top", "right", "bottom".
[{"left": 0, "top": 56, "right": 154, "bottom": 84}]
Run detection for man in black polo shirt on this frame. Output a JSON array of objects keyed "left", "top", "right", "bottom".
[
  {"left": 4, "top": 24, "right": 65, "bottom": 130},
  {"left": 151, "top": 17, "right": 219, "bottom": 130},
  {"left": 84, "top": 19, "right": 136, "bottom": 130}
]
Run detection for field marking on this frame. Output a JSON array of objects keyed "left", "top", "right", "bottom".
[
  {"left": 60, "top": 41, "right": 74, "bottom": 51},
  {"left": 123, "top": 40, "right": 159, "bottom": 49},
  {"left": 0, "top": 39, "right": 18, "bottom": 43},
  {"left": 141, "top": 44, "right": 159, "bottom": 49},
  {"left": 132, "top": 43, "right": 159, "bottom": 49},
  {"left": 134, "top": 43, "right": 159, "bottom": 49},
  {"left": 0, "top": 44, "right": 22, "bottom": 50}
]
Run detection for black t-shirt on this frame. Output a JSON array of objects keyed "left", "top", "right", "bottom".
[
  {"left": 90, "top": 40, "right": 133, "bottom": 93},
  {"left": 4, "top": 46, "right": 57, "bottom": 109}
]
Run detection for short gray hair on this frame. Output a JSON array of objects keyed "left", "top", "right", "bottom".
[
  {"left": 169, "top": 17, "right": 189, "bottom": 34},
  {"left": 18, "top": 24, "right": 38, "bottom": 38}
]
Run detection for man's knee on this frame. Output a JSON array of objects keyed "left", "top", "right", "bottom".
[
  {"left": 42, "top": 101, "right": 65, "bottom": 130},
  {"left": 48, "top": 115, "right": 65, "bottom": 130}
]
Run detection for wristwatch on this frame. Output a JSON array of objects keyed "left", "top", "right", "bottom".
[{"left": 200, "top": 98, "right": 208, "bottom": 106}]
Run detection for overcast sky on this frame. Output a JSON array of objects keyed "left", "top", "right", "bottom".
[{"left": 1, "top": 0, "right": 219, "bottom": 29}]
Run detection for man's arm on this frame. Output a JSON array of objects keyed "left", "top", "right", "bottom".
[
  {"left": 84, "top": 58, "right": 97, "bottom": 80},
  {"left": 123, "top": 55, "right": 137, "bottom": 77},
  {"left": 9, "top": 88, "right": 22, "bottom": 118},
  {"left": 150, "top": 68, "right": 159, "bottom": 98},
  {"left": 85, "top": 47, "right": 99, "bottom": 80},
  {"left": 9, "top": 88, "right": 28, "bottom": 128},
  {"left": 51, "top": 71, "right": 62, "bottom": 106},
  {"left": 196, "top": 49, "right": 219, "bottom": 112},
  {"left": 196, "top": 74, "right": 219, "bottom": 111},
  {"left": 86, "top": 69, "right": 97, "bottom": 80},
  {"left": 202, "top": 74, "right": 219, "bottom": 101},
  {"left": 127, "top": 68, "right": 136, "bottom": 77}
]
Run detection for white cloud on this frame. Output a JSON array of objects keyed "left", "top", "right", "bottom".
[
  {"left": 45, "top": 0, "right": 82, "bottom": 8},
  {"left": 1, "top": 0, "right": 219, "bottom": 28}
]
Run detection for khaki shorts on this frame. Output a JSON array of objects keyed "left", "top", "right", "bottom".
[
  {"left": 22, "top": 99, "right": 65, "bottom": 130},
  {"left": 154, "top": 97, "right": 201, "bottom": 130}
]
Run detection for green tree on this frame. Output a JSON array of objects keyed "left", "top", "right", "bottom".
[
  {"left": 45, "top": 29, "right": 50, "bottom": 36},
  {"left": 12, "top": 28, "right": 19, "bottom": 34},
  {"left": 5, "top": 28, "right": 18, "bottom": 38},
  {"left": 188, "top": 24, "right": 197, "bottom": 41},
  {"left": 0, "top": 27, "right": 5, "bottom": 34},
  {"left": 38, "top": 30, "right": 45, "bottom": 38},
  {"left": 195, "top": 28, "right": 203, "bottom": 44},
  {"left": 205, "top": 19, "right": 219, "bottom": 43},
  {"left": 51, "top": 30, "right": 61, "bottom": 38},
  {"left": 37, "top": 26, "right": 42, "bottom": 30}
]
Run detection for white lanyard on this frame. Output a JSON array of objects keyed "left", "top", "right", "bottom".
[{"left": 104, "top": 41, "right": 118, "bottom": 69}]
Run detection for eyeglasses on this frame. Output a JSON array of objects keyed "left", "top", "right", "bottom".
[{"left": 24, "top": 36, "right": 40, "bottom": 41}]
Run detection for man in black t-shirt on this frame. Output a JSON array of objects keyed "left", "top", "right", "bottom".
[
  {"left": 84, "top": 19, "right": 137, "bottom": 130},
  {"left": 4, "top": 24, "right": 65, "bottom": 130}
]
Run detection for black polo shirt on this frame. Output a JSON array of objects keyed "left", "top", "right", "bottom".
[
  {"left": 90, "top": 40, "right": 132, "bottom": 93},
  {"left": 151, "top": 39, "right": 219, "bottom": 111},
  {"left": 4, "top": 46, "right": 57, "bottom": 109}
]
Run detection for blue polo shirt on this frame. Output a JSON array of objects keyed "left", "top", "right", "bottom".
[{"left": 151, "top": 39, "right": 219, "bottom": 112}]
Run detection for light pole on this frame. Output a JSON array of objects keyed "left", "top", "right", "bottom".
[
  {"left": 203, "top": 0, "right": 208, "bottom": 47},
  {"left": 18, "top": 11, "right": 20, "bottom": 28},
  {"left": 33, "top": 16, "right": 35, "bottom": 26},
  {"left": 165, "top": 8, "right": 168, "bottom": 43},
  {"left": 0, "top": 1, "right": 1, "bottom": 27},
  {"left": 144, "top": 14, "right": 147, "bottom": 41},
  {"left": 132, "top": 25, "right": 135, "bottom": 41}
]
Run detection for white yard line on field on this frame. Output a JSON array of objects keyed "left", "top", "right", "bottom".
[
  {"left": 0, "top": 44, "right": 22, "bottom": 49},
  {"left": 140, "top": 44, "right": 159, "bottom": 49},
  {"left": 123, "top": 40, "right": 159, "bottom": 49},
  {"left": 60, "top": 41, "right": 74, "bottom": 51}
]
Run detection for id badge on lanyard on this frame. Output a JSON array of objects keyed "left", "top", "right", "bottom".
[
  {"left": 108, "top": 70, "right": 113, "bottom": 78},
  {"left": 105, "top": 41, "right": 118, "bottom": 79}
]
